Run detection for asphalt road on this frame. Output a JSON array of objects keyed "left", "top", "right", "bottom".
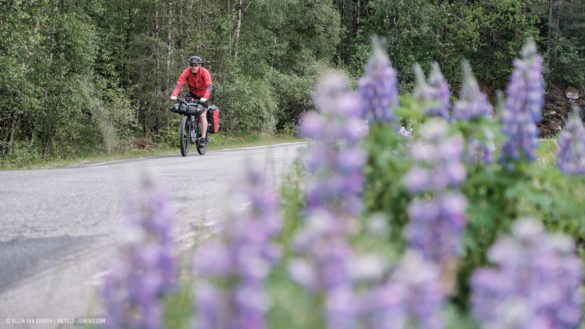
[{"left": 0, "top": 142, "right": 305, "bottom": 328}]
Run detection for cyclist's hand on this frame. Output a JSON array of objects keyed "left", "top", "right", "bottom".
[
  {"left": 199, "top": 98, "right": 207, "bottom": 103},
  {"left": 170, "top": 95, "right": 177, "bottom": 101}
]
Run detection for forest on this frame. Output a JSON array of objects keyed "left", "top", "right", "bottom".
[{"left": 1, "top": 0, "right": 584, "bottom": 164}]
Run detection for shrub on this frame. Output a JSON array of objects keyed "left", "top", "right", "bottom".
[{"left": 216, "top": 74, "right": 277, "bottom": 134}]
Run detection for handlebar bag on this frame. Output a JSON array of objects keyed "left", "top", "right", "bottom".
[
  {"left": 169, "top": 103, "right": 181, "bottom": 114},
  {"left": 186, "top": 103, "right": 205, "bottom": 115},
  {"left": 169, "top": 102, "right": 190, "bottom": 114}
]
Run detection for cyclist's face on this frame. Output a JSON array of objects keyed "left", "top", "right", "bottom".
[{"left": 190, "top": 63, "right": 200, "bottom": 73}]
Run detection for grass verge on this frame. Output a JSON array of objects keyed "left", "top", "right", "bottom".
[{"left": 0, "top": 133, "right": 303, "bottom": 171}]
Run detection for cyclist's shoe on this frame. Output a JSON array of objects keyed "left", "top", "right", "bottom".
[{"left": 198, "top": 137, "right": 207, "bottom": 147}]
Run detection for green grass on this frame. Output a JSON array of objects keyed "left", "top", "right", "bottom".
[
  {"left": 0, "top": 133, "right": 303, "bottom": 170},
  {"left": 535, "top": 137, "right": 559, "bottom": 169}
]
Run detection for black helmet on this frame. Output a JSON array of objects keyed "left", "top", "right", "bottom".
[{"left": 188, "top": 55, "right": 203, "bottom": 65}]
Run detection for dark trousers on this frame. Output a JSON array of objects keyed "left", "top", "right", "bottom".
[{"left": 185, "top": 92, "right": 209, "bottom": 107}]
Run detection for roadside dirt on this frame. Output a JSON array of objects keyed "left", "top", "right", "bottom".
[{"left": 538, "top": 86, "right": 585, "bottom": 137}]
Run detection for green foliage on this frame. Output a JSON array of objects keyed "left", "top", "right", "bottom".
[
  {"left": 0, "top": 141, "right": 44, "bottom": 168},
  {"left": 278, "top": 159, "right": 306, "bottom": 251},
  {"left": 533, "top": 0, "right": 585, "bottom": 87},
  {"left": 546, "top": 34, "right": 585, "bottom": 87},
  {"left": 1, "top": 0, "right": 581, "bottom": 166},
  {"left": 267, "top": 265, "right": 326, "bottom": 329},
  {"left": 362, "top": 122, "right": 412, "bottom": 245},
  {"left": 267, "top": 61, "right": 330, "bottom": 133},
  {"left": 354, "top": 0, "right": 448, "bottom": 82},
  {"left": 351, "top": 0, "right": 539, "bottom": 93},
  {"left": 163, "top": 276, "right": 193, "bottom": 329},
  {"left": 217, "top": 73, "right": 277, "bottom": 133},
  {"left": 362, "top": 95, "right": 585, "bottom": 313},
  {"left": 268, "top": 70, "right": 311, "bottom": 133},
  {"left": 467, "top": 0, "right": 539, "bottom": 90}
]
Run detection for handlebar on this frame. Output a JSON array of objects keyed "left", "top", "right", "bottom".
[
  {"left": 178, "top": 98, "right": 208, "bottom": 108},
  {"left": 178, "top": 99, "right": 198, "bottom": 106}
]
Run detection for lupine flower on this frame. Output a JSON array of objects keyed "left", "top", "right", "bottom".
[
  {"left": 291, "top": 72, "right": 368, "bottom": 329},
  {"left": 453, "top": 61, "right": 493, "bottom": 121},
  {"left": 289, "top": 209, "right": 357, "bottom": 329},
  {"left": 102, "top": 181, "right": 178, "bottom": 329},
  {"left": 404, "top": 120, "right": 466, "bottom": 193},
  {"left": 453, "top": 60, "right": 496, "bottom": 166},
  {"left": 359, "top": 252, "right": 445, "bottom": 329},
  {"left": 301, "top": 71, "right": 366, "bottom": 219},
  {"left": 471, "top": 219, "right": 583, "bottom": 328},
  {"left": 465, "top": 133, "right": 496, "bottom": 166},
  {"left": 500, "top": 38, "right": 544, "bottom": 165},
  {"left": 403, "top": 119, "right": 467, "bottom": 280},
  {"left": 557, "top": 109, "right": 585, "bottom": 175},
  {"left": 193, "top": 165, "right": 281, "bottom": 329},
  {"left": 399, "top": 126, "right": 413, "bottom": 138},
  {"left": 414, "top": 62, "right": 451, "bottom": 119},
  {"left": 290, "top": 210, "right": 354, "bottom": 292},
  {"left": 357, "top": 38, "right": 399, "bottom": 123},
  {"left": 405, "top": 193, "right": 467, "bottom": 265}
]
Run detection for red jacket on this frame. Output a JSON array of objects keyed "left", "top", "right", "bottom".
[{"left": 171, "top": 67, "right": 213, "bottom": 99}]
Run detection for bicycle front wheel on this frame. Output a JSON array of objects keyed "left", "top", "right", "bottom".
[
  {"left": 180, "top": 116, "right": 189, "bottom": 157},
  {"left": 196, "top": 121, "right": 207, "bottom": 155}
]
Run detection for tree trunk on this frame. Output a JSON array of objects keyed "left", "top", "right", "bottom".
[
  {"left": 8, "top": 113, "right": 18, "bottom": 154},
  {"left": 167, "top": 0, "right": 172, "bottom": 78},
  {"left": 339, "top": 0, "right": 360, "bottom": 66},
  {"left": 356, "top": 0, "right": 360, "bottom": 29},
  {"left": 547, "top": 0, "right": 553, "bottom": 57},
  {"left": 231, "top": 0, "right": 242, "bottom": 59},
  {"left": 155, "top": 0, "right": 160, "bottom": 73}
]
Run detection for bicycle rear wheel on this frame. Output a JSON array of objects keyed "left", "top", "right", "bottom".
[{"left": 180, "top": 116, "right": 190, "bottom": 157}]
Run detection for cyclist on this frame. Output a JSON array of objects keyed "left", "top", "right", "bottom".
[{"left": 170, "top": 55, "right": 213, "bottom": 146}]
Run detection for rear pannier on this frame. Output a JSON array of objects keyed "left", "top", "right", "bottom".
[{"left": 207, "top": 105, "right": 220, "bottom": 133}]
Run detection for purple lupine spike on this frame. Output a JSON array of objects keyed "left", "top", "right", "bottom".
[
  {"left": 428, "top": 63, "right": 452, "bottom": 118},
  {"left": 359, "top": 252, "right": 445, "bottom": 329},
  {"left": 290, "top": 210, "right": 353, "bottom": 292},
  {"left": 500, "top": 38, "right": 545, "bottom": 165},
  {"left": 453, "top": 60, "right": 493, "bottom": 121},
  {"left": 405, "top": 193, "right": 467, "bottom": 266},
  {"left": 301, "top": 72, "right": 366, "bottom": 219},
  {"left": 557, "top": 109, "right": 585, "bottom": 175},
  {"left": 288, "top": 210, "right": 357, "bottom": 329},
  {"left": 404, "top": 120, "right": 466, "bottom": 193},
  {"left": 414, "top": 62, "right": 451, "bottom": 119},
  {"left": 193, "top": 165, "right": 281, "bottom": 329},
  {"left": 292, "top": 71, "right": 368, "bottom": 329},
  {"left": 393, "top": 252, "right": 445, "bottom": 329},
  {"left": 357, "top": 38, "right": 399, "bottom": 123},
  {"left": 465, "top": 134, "right": 496, "bottom": 166},
  {"left": 403, "top": 119, "right": 467, "bottom": 277},
  {"left": 453, "top": 61, "right": 496, "bottom": 166},
  {"left": 519, "top": 40, "right": 545, "bottom": 122},
  {"left": 471, "top": 219, "right": 583, "bottom": 328},
  {"left": 326, "top": 287, "right": 358, "bottom": 329},
  {"left": 101, "top": 181, "right": 178, "bottom": 329},
  {"left": 358, "top": 281, "right": 406, "bottom": 329}
]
